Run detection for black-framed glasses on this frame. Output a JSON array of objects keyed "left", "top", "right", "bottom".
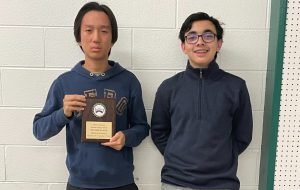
[{"left": 185, "top": 32, "right": 216, "bottom": 44}]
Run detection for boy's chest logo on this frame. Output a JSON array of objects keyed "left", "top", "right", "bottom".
[
  {"left": 84, "top": 89, "right": 97, "bottom": 98},
  {"left": 83, "top": 89, "right": 128, "bottom": 116},
  {"left": 116, "top": 97, "right": 128, "bottom": 115}
]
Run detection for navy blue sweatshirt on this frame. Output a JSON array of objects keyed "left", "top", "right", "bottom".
[
  {"left": 33, "top": 61, "right": 149, "bottom": 188},
  {"left": 151, "top": 60, "right": 252, "bottom": 190}
]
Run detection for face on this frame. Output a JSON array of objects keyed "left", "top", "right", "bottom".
[
  {"left": 80, "top": 11, "right": 113, "bottom": 62},
  {"left": 181, "top": 20, "right": 223, "bottom": 68}
]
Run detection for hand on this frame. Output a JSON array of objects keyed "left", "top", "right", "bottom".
[
  {"left": 101, "top": 131, "right": 125, "bottom": 150},
  {"left": 63, "top": 95, "right": 86, "bottom": 117}
]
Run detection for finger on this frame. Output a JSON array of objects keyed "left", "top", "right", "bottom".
[
  {"left": 64, "top": 100, "right": 86, "bottom": 106},
  {"left": 64, "top": 95, "right": 86, "bottom": 102},
  {"left": 111, "top": 131, "right": 125, "bottom": 141},
  {"left": 67, "top": 101, "right": 86, "bottom": 107},
  {"left": 101, "top": 142, "right": 116, "bottom": 150},
  {"left": 112, "top": 146, "right": 122, "bottom": 151},
  {"left": 64, "top": 97, "right": 86, "bottom": 106},
  {"left": 71, "top": 106, "right": 85, "bottom": 112},
  {"left": 102, "top": 140, "right": 122, "bottom": 150},
  {"left": 64, "top": 105, "right": 85, "bottom": 115},
  {"left": 109, "top": 133, "right": 120, "bottom": 142},
  {"left": 101, "top": 142, "right": 111, "bottom": 146},
  {"left": 101, "top": 143, "right": 122, "bottom": 151}
]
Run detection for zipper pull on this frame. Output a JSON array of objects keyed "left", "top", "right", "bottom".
[{"left": 200, "top": 69, "right": 203, "bottom": 79}]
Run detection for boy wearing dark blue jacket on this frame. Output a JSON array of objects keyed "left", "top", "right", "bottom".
[
  {"left": 151, "top": 12, "right": 253, "bottom": 190},
  {"left": 33, "top": 2, "right": 149, "bottom": 190}
]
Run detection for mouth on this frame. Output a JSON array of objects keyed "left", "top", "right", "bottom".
[
  {"left": 194, "top": 49, "right": 208, "bottom": 53},
  {"left": 194, "top": 49, "right": 209, "bottom": 56},
  {"left": 91, "top": 47, "right": 102, "bottom": 52}
]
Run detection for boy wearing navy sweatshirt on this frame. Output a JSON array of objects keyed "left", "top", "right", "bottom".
[
  {"left": 151, "top": 12, "right": 253, "bottom": 190},
  {"left": 33, "top": 2, "right": 149, "bottom": 190}
]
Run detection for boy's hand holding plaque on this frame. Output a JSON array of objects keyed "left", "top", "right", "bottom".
[{"left": 81, "top": 98, "right": 116, "bottom": 142}]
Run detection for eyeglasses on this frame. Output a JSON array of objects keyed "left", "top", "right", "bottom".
[{"left": 185, "top": 32, "right": 216, "bottom": 44}]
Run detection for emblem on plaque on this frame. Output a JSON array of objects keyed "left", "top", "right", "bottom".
[{"left": 92, "top": 103, "right": 106, "bottom": 118}]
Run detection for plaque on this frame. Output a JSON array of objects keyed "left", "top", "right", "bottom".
[{"left": 81, "top": 98, "right": 116, "bottom": 142}]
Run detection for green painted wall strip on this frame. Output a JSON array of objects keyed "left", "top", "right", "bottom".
[{"left": 259, "top": 0, "right": 287, "bottom": 190}]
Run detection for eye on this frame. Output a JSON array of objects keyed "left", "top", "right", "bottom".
[
  {"left": 186, "top": 34, "right": 198, "bottom": 41},
  {"left": 203, "top": 32, "right": 215, "bottom": 40}
]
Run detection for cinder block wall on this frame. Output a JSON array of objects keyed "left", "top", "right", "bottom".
[{"left": 0, "top": 1, "right": 270, "bottom": 190}]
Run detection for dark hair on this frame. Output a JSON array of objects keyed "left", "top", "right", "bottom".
[
  {"left": 74, "top": 2, "right": 118, "bottom": 53},
  {"left": 179, "top": 12, "right": 223, "bottom": 43}
]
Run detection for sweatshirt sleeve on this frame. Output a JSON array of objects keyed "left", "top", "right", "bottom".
[
  {"left": 122, "top": 77, "right": 149, "bottom": 147},
  {"left": 232, "top": 81, "right": 253, "bottom": 155},
  {"left": 150, "top": 81, "right": 171, "bottom": 155},
  {"left": 33, "top": 79, "right": 70, "bottom": 141}
]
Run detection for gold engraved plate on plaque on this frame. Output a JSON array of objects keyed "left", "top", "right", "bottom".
[
  {"left": 81, "top": 98, "right": 116, "bottom": 143},
  {"left": 86, "top": 121, "right": 112, "bottom": 139}
]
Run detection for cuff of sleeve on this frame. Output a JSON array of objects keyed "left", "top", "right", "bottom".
[
  {"left": 54, "top": 108, "right": 72, "bottom": 128},
  {"left": 122, "top": 130, "right": 135, "bottom": 147}
]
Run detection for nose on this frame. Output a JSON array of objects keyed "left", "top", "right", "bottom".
[
  {"left": 195, "top": 35, "right": 205, "bottom": 46},
  {"left": 92, "top": 31, "right": 101, "bottom": 43}
]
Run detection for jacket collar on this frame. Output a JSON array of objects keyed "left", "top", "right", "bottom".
[{"left": 185, "top": 59, "right": 223, "bottom": 80}]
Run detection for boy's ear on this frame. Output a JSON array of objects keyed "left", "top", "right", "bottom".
[
  {"left": 181, "top": 42, "right": 186, "bottom": 53},
  {"left": 217, "top": 39, "right": 223, "bottom": 52}
]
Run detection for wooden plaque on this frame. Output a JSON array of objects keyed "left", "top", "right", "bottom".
[{"left": 81, "top": 98, "right": 116, "bottom": 142}]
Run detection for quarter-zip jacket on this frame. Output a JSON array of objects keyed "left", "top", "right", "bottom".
[
  {"left": 151, "top": 60, "right": 253, "bottom": 190},
  {"left": 33, "top": 60, "right": 149, "bottom": 189}
]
